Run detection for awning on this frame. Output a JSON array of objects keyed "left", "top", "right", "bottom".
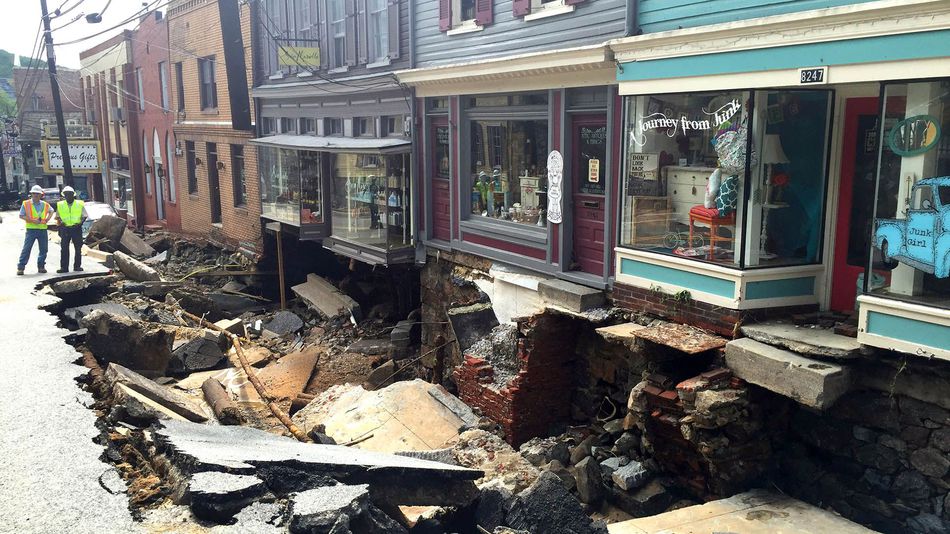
[{"left": 250, "top": 134, "right": 411, "bottom": 155}]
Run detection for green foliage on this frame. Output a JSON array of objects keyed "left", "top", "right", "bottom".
[
  {"left": 0, "top": 91, "right": 15, "bottom": 116},
  {"left": 0, "top": 49, "right": 12, "bottom": 78}
]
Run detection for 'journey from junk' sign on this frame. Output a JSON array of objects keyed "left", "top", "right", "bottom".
[
  {"left": 630, "top": 98, "right": 741, "bottom": 147},
  {"left": 43, "top": 141, "right": 101, "bottom": 173}
]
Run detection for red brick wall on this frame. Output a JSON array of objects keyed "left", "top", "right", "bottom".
[{"left": 611, "top": 282, "right": 818, "bottom": 338}]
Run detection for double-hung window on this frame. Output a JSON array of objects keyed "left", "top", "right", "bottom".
[
  {"left": 368, "top": 0, "right": 388, "bottom": 62},
  {"left": 198, "top": 56, "right": 217, "bottom": 111},
  {"left": 158, "top": 62, "right": 169, "bottom": 110},
  {"left": 328, "top": 0, "right": 346, "bottom": 68},
  {"left": 175, "top": 62, "right": 185, "bottom": 112}
]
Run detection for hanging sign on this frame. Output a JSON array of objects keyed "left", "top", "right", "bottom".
[
  {"left": 874, "top": 177, "right": 950, "bottom": 278},
  {"left": 278, "top": 46, "right": 321, "bottom": 68},
  {"left": 887, "top": 115, "right": 941, "bottom": 157},
  {"left": 41, "top": 140, "right": 102, "bottom": 174},
  {"left": 546, "top": 150, "right": 563, "bottom": 224},
  {"left": 588, "top": 159, "right": 601, "bottom": 183}
]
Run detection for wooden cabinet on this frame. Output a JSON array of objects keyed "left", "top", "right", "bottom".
[{"left": 664, "top": 166, "right": 717, "bottom": 225}]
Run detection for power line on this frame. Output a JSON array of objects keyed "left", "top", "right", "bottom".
[{"left": 53, "top": 0, "right": 167, "bottom": 47}]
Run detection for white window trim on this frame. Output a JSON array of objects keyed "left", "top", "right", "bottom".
[
  {"left": 269, "top": 72, "right": 286, "bottom": 80},
  {"left": 329, "top": 66, "right": 350, "bottom": 74},
  {"left": 524, "top": 0, "right": 574, "bottom": 21},
  {"left": 447, "top": 19, "right": 483, "bottom": 36},
  {"left": 366, "top": 58, "right": 392, "bottom": 69}
]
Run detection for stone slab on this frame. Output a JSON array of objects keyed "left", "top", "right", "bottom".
[
  {"left": 105, "top": 363, "right": 210, "bottom": 422},
  {"left": 214, "top": 318, "right": 246, "bottom": 337},
  {"left": 741, "top": 320, "right": 864, "bottom": 359},
  {"left": 114, "top": 251, "right": 162, "bottom": 282},
  {"left": 291, "top": 273, "right": 362, "bottom": 322},
  {"left": 118, "top": 231, "right": 156, "bottom": 258},
  {"left": 607, "top": 489, "right": 876, "bottom": 534},
  {"left": 447, "top": 303, "right": 499, "bottom": 353},
  {"left": 256, "top": 347, "right": 321, "bottom": 401},
  {"left": 596, "top": 323, "right": 647, "bottom": 345},
  {"left": 63, "top": 302, "right": 140, "bottom": 328},
  {"left": 538, "top": 279, "right": 606, "bottom": 313},
  {"left": 635, "top": 321, "right": 727, "bottom": 354},
  {"left": 726, "top": 338, "right": 853, "bottom": 410}
]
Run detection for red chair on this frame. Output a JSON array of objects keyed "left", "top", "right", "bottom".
[{"left": 689, "top": 205, "right": 736, "bottom": 260}]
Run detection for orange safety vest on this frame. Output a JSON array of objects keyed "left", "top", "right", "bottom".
[{"left": 23, "top": 200, "right": 50, "bottom": 230}]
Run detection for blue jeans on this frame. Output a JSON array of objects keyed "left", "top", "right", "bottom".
[{"left": 18, "top": 228, "right": 48, "bottom": 270}]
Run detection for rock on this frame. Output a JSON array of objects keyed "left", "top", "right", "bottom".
[
  {"left": 907, "top": 513, "right": 950, "bottom": 534},
  {"left": 169, "top": 337, "right": 226, "bottom": 376},
  {"left": 263, "top": 310, "right": 304, "bottom": 336},
  {"left": 543, "top": 460, "right": 575, "bottom": 491},
  {"left": 878, "top": 434, "right": 907, "bottom": 452},
  {"left": 739, "top": 321, "right": 864, "bottom": 359},
  {"left": 346, "top": 338, "right": 393, "bottom": 356},
  {"left": 390, "top": 320, "right": 420, "bottom": 351},
  {"left": 725, "top": 338, "right": 852, "bottom": 410},
  {"left": 63, "top": 302, "right": 139, "bottom": 328},
  {"left": 220, "top": 281, "right": 247, "bottom": 293},
  {"left": 50, "top": 275, "right": 119, "bottom": 298},
  {"left": 854, "top": 443, "right": 901, "bottom": 474},
  {"left": 137, "top": 281, "right": 184, "bottom": 299},
  {"left": 613, "top": 432, "right": 639, "bottom": 456},
  {"left": 447, "top": 303, "right": 499, "bottom": 352},
  {"left": 476, "top": 483, "right": 516, "bottom": 532},
  {"left": 570, "top": 436, "right": 595, "bottom": 465},
  {"left": 860, "top": 470, "right": 892, "bottom": 493},
  {"left": 114, "top": 251, "right": 162, "bottom": 282},
  {"left": 168, "top": 287, "right": 224, "bottom": 321},
  {"left": 603, "top": 419, "right": 624, "bottom": 436},
  {"left": 611, "top": 460, "right": 650, "bottom": 491},
  {"left": 910, "top": 448, "right": 950, "bottom": 479},
  {"left": 892, "top": 471, "right": 932, "bottom": 503},
  {"left": 85, "top": 214, "right": 126, "bottom": 251},
  {"left": 900, "top": 397, "right": 950, "bottom": 428},
  {"left": 931, "top": 428, "right": 950, "bottom": 453},
  {"left": 214, "top": 318, "right": 246, "bottom": 337},
  {"left": 599, "top": 456, "right": 627, "bottom": 479},
  {"left": 853, "top": 426, "right": 877, "bottom": 442},
  {"left": 289, "top": 484, "right": 406, "bottom": 534},
  {"left": 493, "top": 528, "right": 530, "bottom": 534},
  {"left": 82, "top": 310, "right": 176, "bottom": 376},
  {"left": 451, "top": 429, "right": 540, "bottom": 493},
  {"left": 519, "top": 437, "right": 570, "bottom": 467},
  {"left": 257, "top": 347, "right": 321, "bottom": 401},
  {"left": 187, "top": 472, "right": 265, "bottom": 523},
  {"left": 537, "top": 279, "right": 606, "bottom": 313},
  {"left": 118, "top": 230, "right": 156, "bottom": 258},
  {"left": 363, "top": 360, "right": 396, "bottom": 391},
  {"left": 291, "top": 274, "right": 362, "bottom": 322},
  {"left": 208, "top": 292, "right": 267, "bottom": 315},
  {"left": 105, "top": 363, "right": 210, "bottom": 423},
  {"left": 574, "top": 457, "right": 603, "bottom": 504},
  {"left": 143, "top": 250, "right": 167, "bottom": 265},
  {"left": 506, "top": 472, "right": 608, "bottom": 534},
  {"left": 606, "top": 479, "right": 672, "bottom": 517}
]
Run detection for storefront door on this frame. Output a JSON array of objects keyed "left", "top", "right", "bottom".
[
  {"left": 207, "top": 143, "right": 222, "bottom": 224},
  {"left": 831, "top": 97, "right": 881, "bottom": 312},
  {"left": 431, "top": 117, "right": 451, "bottom": 241},
  {"left": 572, "top": 115, "right": 607, "bottom": 275}
]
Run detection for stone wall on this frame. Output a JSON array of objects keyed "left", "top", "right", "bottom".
[{"left": 778, "top": 388, "right": 950, "bottom": 533}]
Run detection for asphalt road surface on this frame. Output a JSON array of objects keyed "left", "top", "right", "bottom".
[{"left": 0, "top": 211, "right": 140, "bottom": 533}]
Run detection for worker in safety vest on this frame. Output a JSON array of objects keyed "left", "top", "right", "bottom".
[
  {"left": 55, "top": 186, "right": 89, "bottom": 273},
  {"left": 17, "top": 185, "right": 53, "bottom": 275}
]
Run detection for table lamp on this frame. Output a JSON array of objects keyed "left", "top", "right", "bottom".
[{"left": 761, "top": 134, "right": 789, "bottom": 204}]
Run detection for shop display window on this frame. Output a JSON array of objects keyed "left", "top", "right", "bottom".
[
  {"left": 621, "top": 89, "right": 831, "bottom": 268},
  {"left": 868, "top": 80, "right": 950, "bottom": 308},
  {"left": 259, "top": 146, "right": 324, "bottom": 226},
  {"left": 469, "top": 119, "right": 548, "bottom": 226},
  {"left": 329, "top": 152, "right": 411, "bottom": 250}
]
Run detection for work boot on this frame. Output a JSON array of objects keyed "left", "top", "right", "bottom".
[
  {"left": 38, "top": 267, "right": 47, "bottom": 274},
  {"left": 57, "top": 269, "right": 68, "bottom": 274},
  {"left": 73, "top": 266, "right": 83, "bottom": 272},
  {"left": 16, "top": 269, "right": 23, "bottom": 275}
]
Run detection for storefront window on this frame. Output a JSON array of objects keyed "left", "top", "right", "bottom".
[
  {"left": 329, "top": 152, "right": 411, "bottom": 250},
  {"left": 620, "top": 89, "right": 831, "bottom": 268},
  {"left": 260, "top": 146, "right": 310, "bottom": 226},
  {"left": 868, "top": 80, "right": 950, "bottom": 307},
  {"left": 469, "top": 119, "right": 548, "bottom": 225}
]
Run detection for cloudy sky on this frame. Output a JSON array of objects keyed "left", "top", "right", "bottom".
[{"left": 1, "top": 0, "right": 159, "bottom": 70}]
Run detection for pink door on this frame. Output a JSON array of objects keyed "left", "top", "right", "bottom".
[
  {"left": 431, "top": 118, "right": 451, "bottom": 241},
  {"left": 572, "top": 115, "right": 608, "bottom": 275}
]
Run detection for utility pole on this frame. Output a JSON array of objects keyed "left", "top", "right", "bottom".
[{"left": 40, "top": 0, "right": 75, "bottom": 188}]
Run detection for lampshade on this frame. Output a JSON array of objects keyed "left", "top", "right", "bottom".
[{"left": 762, "top": 134, "right": 789, "bottom": 165}]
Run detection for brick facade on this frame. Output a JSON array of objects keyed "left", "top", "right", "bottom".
[
  {"left": 610, "top": 282, "right": 818, "bottom": 338},
  {"left": 168, "top": 0, "right": 261, "bottom": 252}
]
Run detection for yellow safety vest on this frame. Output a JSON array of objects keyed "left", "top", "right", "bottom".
[
  {"left": 23, "top": 200, "right": 51, "bottom": 230},
  {"left": 57, "top": 199, "right": 85, "bottom": 227}
]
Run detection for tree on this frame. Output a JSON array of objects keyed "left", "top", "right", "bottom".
[{"left": 0, "top": 91, "right": 14, "bottom": 117}]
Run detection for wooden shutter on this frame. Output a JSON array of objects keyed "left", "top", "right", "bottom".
[
  {"left": 512, "top": 0, "right": 530, "bottom": 17},
  {"left": 438, "top": 0, "right": 451, "bottom": 31},
  {"left": 474, "top": 0, "right": 492, "bottom": 26},
  {"left": 345, "top": 0, "right": 358, "bottom": 66},
  {"left": 357, "top": 0, "right": 368, "bottom": 64},
  {"left": 564, "top": 0, "right": 585, "bottom": 5},
  {"left": 318, "top": 0, "right": 329, "bottom": 69},
  {"left": 387, "top": 0, "right": 400, "bottom": 59}
]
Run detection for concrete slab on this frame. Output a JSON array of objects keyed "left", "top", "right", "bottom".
[
  {"left": 538, "top": 279, "right": 606, "bottom": 313},
  {"left": 725, "top": 338, "right": 852, "bottom": 410},
  {"left": 447, "top": 303, "right": 499, "bottom": 352},
  {"left": 152, "top": 419, "right": 482, "bottom": 507},
  {"left": 292, "top": 273, "right": 362, "bottom": 322},
  {"left": 256, "top": 347, "right": 321, "bottom": 401},
  {"left": 105, "top": 363, "right": 211, "bottom": 422},
  {"left": 741, "top": 320, "right": 864, "bottom": 360},
  {"left": 635, "top": 321, "right": 727, "bottom": 354},
  {"left": 607, "top": 489, "right": 876, "bottom": 534},
  {"left": 114, "top": 251, "right": 162, "bottom": 282},
  {"left": 596, "top": 323, "right": 647, "bottom": 345},
  {"left": 118, "top": 231, "right": 156, "bottom": 258},
  {"left": 292, "top": 379, "right": 477, "bottom": 453}
]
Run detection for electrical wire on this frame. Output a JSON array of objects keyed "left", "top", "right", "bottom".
[{"left": 53, "top": 0, "right": 167, "bottom": 47}]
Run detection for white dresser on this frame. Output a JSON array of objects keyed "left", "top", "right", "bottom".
[{"left": 663, "top": 166, "right": 717, "bottom": 225}]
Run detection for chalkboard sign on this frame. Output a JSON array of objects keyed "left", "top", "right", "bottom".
[{"left": 626, "top": 152, "right": 661, "bottom": 196}]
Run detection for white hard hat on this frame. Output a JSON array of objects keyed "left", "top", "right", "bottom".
[
  {"left": 62, "top": 186, "right": 75, "bottom": 194},
  {"left": 30, "top": 185, "right": 43, "bottom": 194}
]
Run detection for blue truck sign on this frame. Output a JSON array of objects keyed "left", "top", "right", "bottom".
[{"left": 875, "top": 177, "right": 950, "bottom": 278}]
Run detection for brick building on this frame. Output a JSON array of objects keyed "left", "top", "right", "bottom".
[
  {"left": 80, "top": 31, "right": 143, "bottom": 221},
  {"left": 167, "top": 0, "right": 260, "bottom": 253},
  {"left": 129, "top": 11, "right": 181, "bottom": 231}
]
